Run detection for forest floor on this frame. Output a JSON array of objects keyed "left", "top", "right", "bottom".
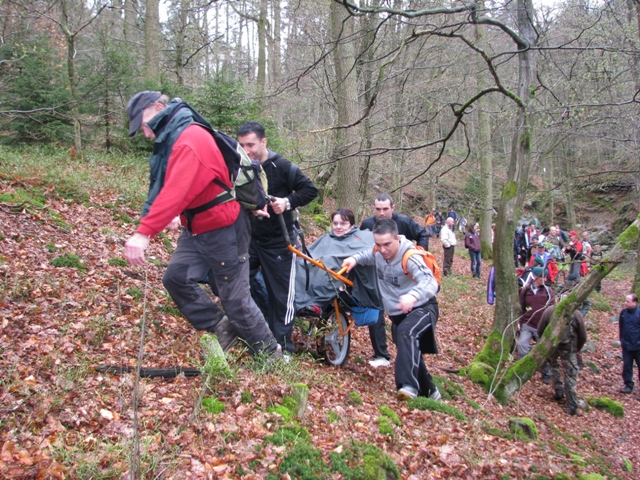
[{"left": 1, "top": 177, "right": 638, "bottom": 479}]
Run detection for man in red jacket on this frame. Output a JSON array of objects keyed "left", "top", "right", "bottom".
[{"left": 123, "top": 91, "right": 280, "bottom": 358}]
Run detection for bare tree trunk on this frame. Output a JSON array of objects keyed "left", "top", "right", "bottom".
[
  {"left": 330, "top": 1, "right": 361, "bottom": 211},
  {"left": 475, "top": 0, "right": 494, "bottom": 259},
  {"left": 256, "top": 0, "right": 268, "bottom": 96},
  {"left": 634, "top": 179, "right": 640, "bottom": 296},
  {"left": 65, "top": 32, "right": 82, "bottom": 157},
  {"left": 124, "top": 0, "right": 137, "bottom": 44},
  {"left": 144, "top": 0, "right": 161, "bottom": 82},
  {"left": 174, "top": 0, "right": 188, "bottom": 87},
  {"left": 472, "top": 0, "right": 537, "bottom": 373},
  {"left": 391, "top": 87, "right": 406, "bottom": 210},
  {"left": 559, "top": 148, "right": 576, "bottom": 229},
  {"left": 269, "top": 0, "right": 281, "bottom": 86},
  {"left": 356, "top": 0, "right": 380, "bottom": 218}
]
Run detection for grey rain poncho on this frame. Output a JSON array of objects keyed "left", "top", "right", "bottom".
[{"left": 294, "top": 227, "right": 382, "bottom": 312}]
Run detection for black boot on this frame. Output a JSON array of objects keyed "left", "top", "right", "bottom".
[
  {"left": 206, "top": 316, "right": 239, "bottom": 351},
  {"left": 620, "top": 385, "right": 634, "bottom": 394}
]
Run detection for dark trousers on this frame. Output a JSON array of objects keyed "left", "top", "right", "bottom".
[
  {"left": 250, "top": 235, "right": 297, "bottom": 353},
  {"left": 368, "top": 311, "right": 390, "bottom": 360},
  {"left": 391, "top": 304, "right": 438, "bottom": 397},
  {"left": 162, "top": 211, "right": 276, "bottom": 356},
  {"left": 622, "top": 348, "right": 640, "bottom": 388},
  {"left": 550, "top": 346, "right": 579, "bottom": 410},
  {"left": 443, "top": 246, "right": 455, "bottom": 275}
]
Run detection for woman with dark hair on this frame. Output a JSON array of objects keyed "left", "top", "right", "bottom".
[
  {"left": 331, "top": 208, "right": 356, "bottom": 237},
  {"left": 464, "top": 222, "right": 482, "bottom": 278}
]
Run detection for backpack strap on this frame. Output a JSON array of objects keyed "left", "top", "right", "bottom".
[
  {"left": 287, "top": 163, "right": 299, "bottom": 193},
  {"left": 401, "top": 249, "right": 423, "bottom": 282},
  {"left": 183, "top": 182, "right": 233, "bottom": 233}
]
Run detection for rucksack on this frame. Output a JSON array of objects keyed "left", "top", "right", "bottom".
[
  {"left": 374, "top": 245, "right": 442, "bottom": 286},
  {"left": 183, "top": 124, "right": 268, "bottom": 231},
  {"left": 558, "top": 317, "right": 576, "bottom": 347},
  {"left": 548, "top": 244, "right": 564, "bottom": 261}
]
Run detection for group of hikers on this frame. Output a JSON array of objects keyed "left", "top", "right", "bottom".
[
  {"left": 122, "top": 90, "right": 640, "bottom": 412},
  {"left": 514, "top": 223, "right": 596, "bottom": 286}
]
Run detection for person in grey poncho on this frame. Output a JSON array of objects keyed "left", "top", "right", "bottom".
[{"left": 295, "top": 208, "right": 380, "bottom": 315}]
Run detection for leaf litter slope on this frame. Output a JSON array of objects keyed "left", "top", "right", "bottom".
[{"left": 0, "top": 187, "right": 638, "bottom": 479}]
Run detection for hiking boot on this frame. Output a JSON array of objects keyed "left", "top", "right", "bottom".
[
  {"left": 429, "top": 387, "right": 442, "bottom": 401},
  {"left": 207, "top": 316, "right": 239, "bottom": 351},
  {"left": 369, "top": 357, "right": 391, "bottom": 368},
  {"left": 554, "top": 390, "right": 565, "bottom": 401},
  {"left": 565, "top": 406, "right": 578, "bottom": 416},
  {"left": 397, "top": 386, "right": 418, "bottom": 401},
  {"left": 265, "top": 344, "right": 290, "bottom": 364},
  {"left": 620, "top": 385, "right": 634, "bottom": 394},
  {"left": 542, "top": 375, "right": 551, "bottom": 385}
]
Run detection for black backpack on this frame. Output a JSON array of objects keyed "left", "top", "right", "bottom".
[{"left": 183, "top": 123, "right": 268, "bottom": 231}]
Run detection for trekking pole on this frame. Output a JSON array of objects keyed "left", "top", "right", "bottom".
[{"left": 267, "top": 195, "right": 292, "bottom": 246}]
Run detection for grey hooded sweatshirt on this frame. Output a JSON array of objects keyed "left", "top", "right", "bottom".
[{"left": 352, "top": 236, "right": 438, "bottom": 316}]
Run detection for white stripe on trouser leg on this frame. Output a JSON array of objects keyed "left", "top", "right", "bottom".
[
  {"left": 284, "top": 253, "right": 297, "bottom": 325},
  {"left": 407, "top": 311, "right": 432, "bottom": 388}
]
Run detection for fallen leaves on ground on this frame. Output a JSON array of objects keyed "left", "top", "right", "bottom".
[{"left": 0, "top": 189, "right": 638, "bottom": 479}]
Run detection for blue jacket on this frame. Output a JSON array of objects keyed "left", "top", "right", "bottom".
[{"left": 619, "top": 306, "right": 640, "bottom": 351}]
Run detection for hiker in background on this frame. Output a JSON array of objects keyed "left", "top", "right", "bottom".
[
  {"left": 447, "top": 206, "right": 458, "bottom": 226},
  {"left": 424, "top": 209, "right": 436, "bottom": 237},
  {"left": 518, "top": 266, "right": 554, "bottom": 384},
  {"left": 464, "top": 222, "right": 481, "bottom": 278},
  {"left": 238, "top": 121, "right": 318, "bottom": 354},
  {"left": 123, "top": 91, "right": 280, "bottom": 357},
  {"left": 619, "top": 294, "right": 640, "bottom": 395},
  {"left": 434, "top": 210, "right": 444, "bottom": 236},
  {"left": 440, "top": 217, "right": 457, "bottom": 276},
  {"left": 458, "top": 216, "right": 468, "bottom": 233},
  {"left": 360, "top": 193, "right": 430, "bottom": 368},
  {"left": 538, "top": 305, "right": 587, "bottom": 415},
  {"left": 342, "top": 218, "right": 442, "bottom": 401}
]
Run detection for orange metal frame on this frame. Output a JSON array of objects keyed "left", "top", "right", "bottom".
[{"left": 286, "top": 243, "right": 355, "bottom": 337}]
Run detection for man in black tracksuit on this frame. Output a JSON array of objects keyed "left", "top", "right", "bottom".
[
  {"left": 239, "top": 121, "right": 318, "bottom": 353},
  {"left": 360, "top": 193, "right": 430, "bottom": 367}
]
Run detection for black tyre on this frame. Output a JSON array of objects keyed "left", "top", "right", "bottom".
[{"left": 320, "top": 311, "right": 350, "bottom": 366}]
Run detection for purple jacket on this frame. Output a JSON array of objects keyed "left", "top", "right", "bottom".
[{"left": 464, "top": 232, "right": 481, "bottom": 253}]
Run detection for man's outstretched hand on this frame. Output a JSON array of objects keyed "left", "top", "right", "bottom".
[{"left": 125, "top": 233, "right": 150, "bottom": 266}]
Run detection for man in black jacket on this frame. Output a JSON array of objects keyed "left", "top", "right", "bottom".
[
  {"left": 360, "top": 193, "right": 430, "bottom": 367},
  {"left": 619, "top": 293, "right": 640, "bottom": 394},
  {"left": 238, "top": 121, "right": 318, "bottom": 353}
]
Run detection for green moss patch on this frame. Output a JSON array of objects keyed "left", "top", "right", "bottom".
[
  {"left": 586, "top": 397, "right": 624, "bottom": 418},
  {"left": 201, "top": 397, "right": 225, "bottom": 414},
  {"left": 347, "top": 391, "right": 362, "bottom": 406},
  {"left": 377, "top": 416, "right": 394, "bottom": 436},
  {"left": 329, "top": 440, "right": 400, "bottom": 480},
  {"left": 378, "top": 405, "right": 401, "bottom": 426},
  {"left": 467, "top": 362, "right": 495, "bottom": 390},
  {"left": 433, "top": 375, "right": 465, "bottom": 400},
  {"left": 51, "top": 253, "right": 86, "bottom": 270},
  {"left": 407, "top": 397, "right": 467, "bottom": 421},
  {"left": 509, "top": 417, "right": 538, "bottom": 441}
]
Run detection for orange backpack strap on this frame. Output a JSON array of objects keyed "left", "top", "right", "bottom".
[
  {"left": 401, "top": 247, "right": 442, "bottom": 285},
  {"left": 373, "top": 245, "right": 442, "bottom": 285}
]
